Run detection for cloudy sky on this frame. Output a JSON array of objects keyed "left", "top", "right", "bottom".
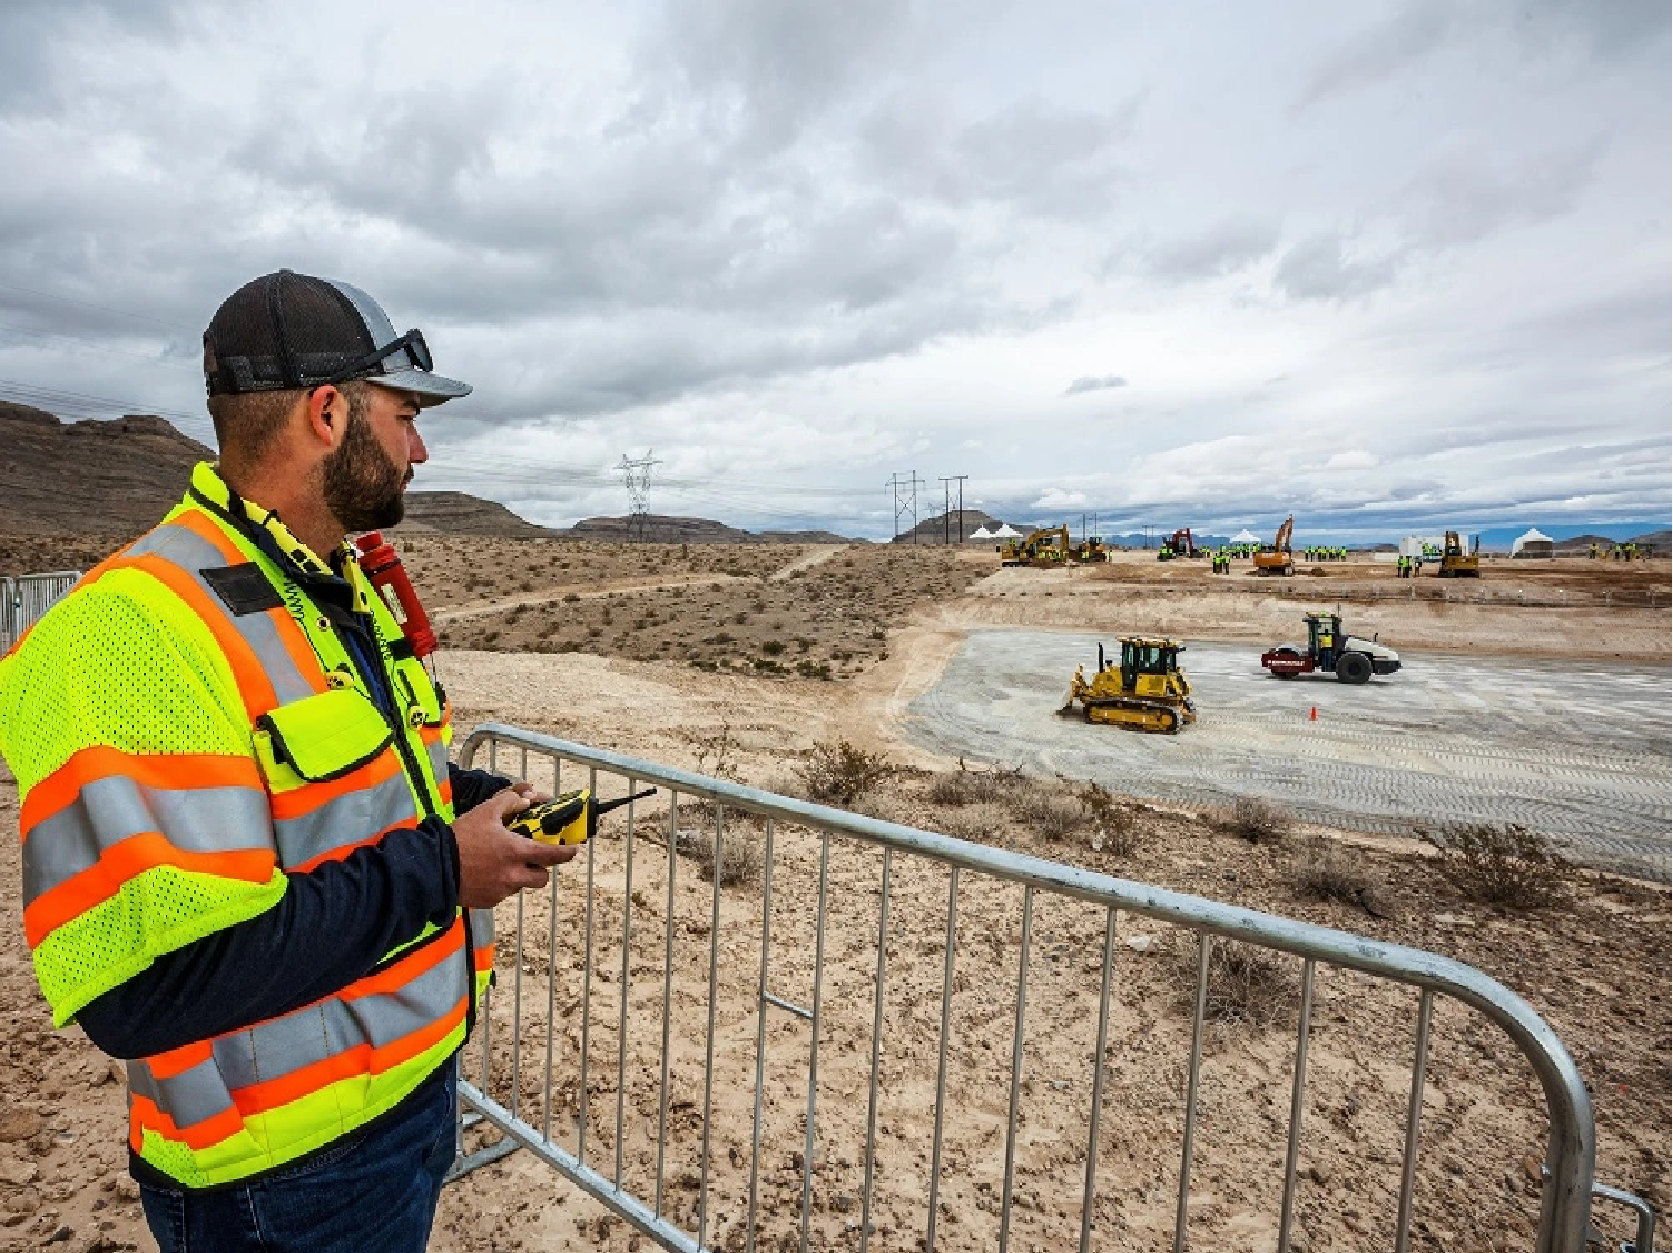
[{"left": 1, "top": 0, "right": 1667, "bottom": 540}]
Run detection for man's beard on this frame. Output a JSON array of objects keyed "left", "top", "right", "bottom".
[{"left": 322, "top": 395, "right": 409, "bottom": 532}]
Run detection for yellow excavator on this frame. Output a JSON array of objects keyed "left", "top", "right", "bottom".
[
  {"left": 1437, "top": 530, "right": 1481, "bottom": 578},
  {"left": 1253, "top": 515, "right": 1295, "bottom": 576},
  {"left": 999, "top": 525, "right": 1072, "bottom": 567},
  {"left": 1062, "top": 637, "right": 1197, "bottom": 733}
]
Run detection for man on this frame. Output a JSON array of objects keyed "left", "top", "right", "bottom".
[{"left": 0, "top": 270, "right": 575, "bottom": 1252}]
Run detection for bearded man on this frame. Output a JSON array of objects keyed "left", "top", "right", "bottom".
[{"left": 0, "top": 270, "right": 574, "bottom": 1252}]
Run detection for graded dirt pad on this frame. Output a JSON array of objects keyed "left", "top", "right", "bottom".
[
  {"left": 965, "top": 561, "right": 1673, "bottom": 663},
  {"left": 0, "top": 540, "right": 1667, "bottom": 1252},
  {"left": 906, "top": 633, "right": 1673, "bottom": 879}
]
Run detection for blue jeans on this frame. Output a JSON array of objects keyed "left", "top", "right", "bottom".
[{"left": 140, "top": 1067, "right": 456, "bottom": 1253}]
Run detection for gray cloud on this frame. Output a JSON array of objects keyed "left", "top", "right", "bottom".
[
  {"left": 0, "top": 1, "right": 1662, "bottom": 539},
  {"left": 1064, "top": 375, "right": 1127, "bottom": 397},
  {"left": 1272, "top": 232, "right": 1404, "bottom": 301}
]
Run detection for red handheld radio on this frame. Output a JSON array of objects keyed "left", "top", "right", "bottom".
[{"left": 353, "top": 531, "right": 437, "bottom": 659}]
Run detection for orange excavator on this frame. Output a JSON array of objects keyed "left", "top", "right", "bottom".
[{"left": 1253, "top": 515, "right": 1295, "bottom": 577}]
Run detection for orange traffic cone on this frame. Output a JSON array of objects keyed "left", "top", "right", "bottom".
[{"left": 1309, "top": 706, "right": 1318, "bottom": 721}]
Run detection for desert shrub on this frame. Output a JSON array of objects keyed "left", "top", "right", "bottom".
[
  {"left": 1008, "top": 789, "right": 1082, "bottom": 842},
  {"left": 1172, "top": 935, "right": 1294, "bottom": 1029},
  {"left": 1430, "top": 823, "right": 1570, "bottom": 909},
  {"left": 681, "top": 824, "right": 763, "bottom": 888},
  {"left": 1078, "top": 781, "right": 1141, "bottom": 856},
  {"left": 799, "top": 740, "right": 892, "bottom": 805},
  {"left": 761, "top": 640, "right": 785, "bottom": 656},
  {"left": 1288, "top": 834, "right": 1367, "bottom": 905},
  {"left": 1229, "top": 797, "right": 1289, "bottom": 844},
  {"left": 691, "top": 722, "right": 742, "bottom": 781},
  {"left": 925, "top": 761, "right": 1019, "bottom": 807},
  {"left": 794, "top": 660, "right": 832, "bottom": 680}
]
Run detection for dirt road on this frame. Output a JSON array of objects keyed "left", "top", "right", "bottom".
[{"left": 904, "top": 631, "right": 1673, "bottom": 878}]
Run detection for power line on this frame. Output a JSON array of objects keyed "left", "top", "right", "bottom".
[
  {"left": 617, "top": 450, "right": 659, "bottom": 543},
  {"left": 0, "top": 279, "right": 189, "bottom": 330}
]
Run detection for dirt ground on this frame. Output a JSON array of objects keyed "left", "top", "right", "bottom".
[{"left": 0, "top": 537, "right": 1666, "bottom": 1252}]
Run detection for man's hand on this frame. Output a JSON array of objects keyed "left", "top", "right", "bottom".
[{"left": 452, "top": 788, "right": 577, "bottom": 910}]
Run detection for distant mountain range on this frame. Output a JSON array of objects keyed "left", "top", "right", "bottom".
[{"left": 0, "top": 403, "right": 861, "bottom": 544}]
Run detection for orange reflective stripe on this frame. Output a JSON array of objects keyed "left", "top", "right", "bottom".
[
  {"left": 170, "top": 511, "right": 326, "bottom": 696},
  {"left": 437, "top": 774, "right": 453, "bottom": 806},
  {"left": 130, "top": 1092, "right": 246, "bottom": 1153},
  {"left": 473, "top": 943, "right": 494, "bottom": 971},
  {"left": 342, "top": 918, "right": 464, "bottom": 1001},
  {"left": 110, "top": 554, "right": 278, "bottom": 716},
  {"left": 24, "top": 832, "right": 277, "bottom": 947},
  {"left": 146, "top": 1040, "right": 214, "bottom": 1081},
  {"left": 230, "top": 996, "right": 467, "bottom": 1119},
  {"left": 21, "top": 749, "right": 263, "bottom": 840},
  {"left": 288, "top": 819, "right": 418, "bottom": 874},
  {"left": 268, "top": 750, "right": 403, "bottom": 822}
]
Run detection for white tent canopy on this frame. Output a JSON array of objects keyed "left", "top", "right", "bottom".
[
  {"left": 969, "top": 526, "right": 993, "bottom": 539},
  {"left": 991, "top": 524, "right": 1021, "bottom": 538},
  {"left": 1231, "top": 528, "right": 1261, "bottom": 543},
  {"left": 1511, "top": 527, "right": 1554, "bottom": 557}
]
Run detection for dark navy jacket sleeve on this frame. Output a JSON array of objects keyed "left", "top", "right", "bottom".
[
  {"left": 449, "top": 763, "right": 513, "bottom": 814},
  {"left": 77, "top": 818, "right": 462, "bottom": 1060}
]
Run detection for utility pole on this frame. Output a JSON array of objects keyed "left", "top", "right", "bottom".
[
  {"left": 886, "top": 471, "right": 923, "bottom": 543},
  {"left": 617, "top": 450, "right": 659, "bottom": 544},
  {"left": 951, "top": 475, "right": 968, "bottom": 544}
]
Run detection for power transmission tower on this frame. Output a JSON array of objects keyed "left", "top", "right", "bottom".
[
  {"left": 886, "top": 471, "right": 923, "bottom": 543},
  {"left": 951, "top": 474, "right": 968, "bottom": 544},
  {"left": 938, "top": 477, "right": 952, "bottom": 544},
  {"left": 617, "top": 450, "right": 660, "bottom": 543}
]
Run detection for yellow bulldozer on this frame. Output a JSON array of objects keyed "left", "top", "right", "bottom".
[
  {"left": 1062, "top": 637, "right": 1197, "bottom": 733},
  {"left": 1437, "top": 530, "right": 1480, "bottom": 578}
]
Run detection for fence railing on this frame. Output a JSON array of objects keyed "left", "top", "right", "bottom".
[
  {"left": 0, "top": 571, "right": 81, "bottom": 652},
  {"left": 450, "top": 723, "right": 1649, "bottom": 1252}
]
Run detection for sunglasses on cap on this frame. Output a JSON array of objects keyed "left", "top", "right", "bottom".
[{"left": 324, "top": 328, "right": 433, "bottom": 384}]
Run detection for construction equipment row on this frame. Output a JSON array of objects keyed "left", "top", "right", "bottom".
[{"left": 1062, "top": 610, "right": 1401, "bottom": 733}]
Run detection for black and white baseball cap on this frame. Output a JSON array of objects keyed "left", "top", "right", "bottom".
[{"left": 203, "top": 269, "right": 471, "bottom": 407}]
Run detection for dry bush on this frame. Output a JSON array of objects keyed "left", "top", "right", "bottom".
[
  {"left": 690, "top": 722, "right": 742, "bottom": 781},
  {"left": 1172, "top": 934, "right": 1296, "bottom": 1029},
  {"left": 1429, "top": 823, "right": 1570, "bottom": 909},
  {"left": 680, "top": 823, "right": 763, "bottom": 888},
  {"left": 937, "top": 801, "right": 1011, "bottom": 845},
  {"left": 798, "top": 740, "right": 893, "bottom": 805},
  {"left": 1007, "top": 788, "right": 1083, "bottom": 843},
  {"left": 926, "top": 760, "right": 1018, "bottom": 807},
  {"left": 1229, "top": 797, "right": 1289, "bottom": 844},
  {"left": 1077, "top": 781, "right": 1140, "bottom": 856},
  {"left": 1288, "top": 834, "right": 1367, "bottom": 905}
]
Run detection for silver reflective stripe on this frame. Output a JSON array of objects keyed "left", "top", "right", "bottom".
[
  {"left": 128, "top": 523, "right": 317, "bottom": 707},
  {"left": 24, "top": 778, "right": 272, "bottom": 905},
  {"left": 272, "top": 768, "right": 417, "bottom": 869},
  {"left": 133, "top": 1055, "right": 233, "bottom": 1130},
  {"left": 139, "top": 933, "right": 468, "bottom": 1134},
  {"left": 427, "top": 737, "right": 448, "bottom": 786},
  {"left": 472, "top": 906, "right": 495, "bottom": 948}
]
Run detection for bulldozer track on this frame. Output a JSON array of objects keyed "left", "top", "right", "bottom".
[{"left": 905, "top": 631, "right": 1673, "bottom": 879}]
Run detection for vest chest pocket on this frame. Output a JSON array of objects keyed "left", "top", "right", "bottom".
[
  {"left": 253, "top": 688, "right": 421, "bottom": 870},
  {"left": 253, "top": 687, "right": 395, "bottom": 790}
]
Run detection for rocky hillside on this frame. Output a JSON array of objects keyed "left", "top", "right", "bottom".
[
  {"left": 0, "top": 405, "right": 860, "bottom": 544},
  {"left": 0, "top": 401, "right": 212, "bottom": 536}
]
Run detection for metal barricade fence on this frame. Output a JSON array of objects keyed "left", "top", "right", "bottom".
[
  {"left": 0, "top": 571, "right": 81, "bottom": 652},
  {"left": 450, "top": 723, "right": 1641, "bottom": 1253}
]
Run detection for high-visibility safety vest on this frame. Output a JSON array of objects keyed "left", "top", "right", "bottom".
[{"left": 0, "top": 462, "right": 493, "bottom": 1188}]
